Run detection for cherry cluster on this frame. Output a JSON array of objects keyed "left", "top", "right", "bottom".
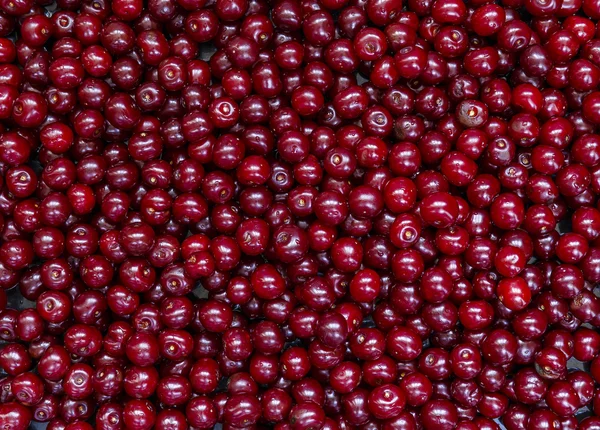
[{"left": 1, "top": 0, "right": 600, "bottom": 427}]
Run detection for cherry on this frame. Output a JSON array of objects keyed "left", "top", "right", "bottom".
[{"left": 0, "top": 0, "right": 598, "bottom": 429}]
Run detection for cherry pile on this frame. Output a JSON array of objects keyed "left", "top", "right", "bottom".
[{"left": 1, "top": 0, "right": 600, "bottom": 427}]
